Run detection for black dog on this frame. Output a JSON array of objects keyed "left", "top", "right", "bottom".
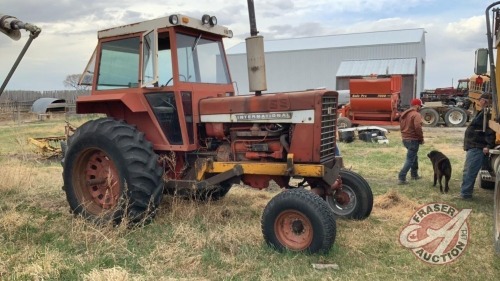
[{"left": 427, "top": 150, "right": 452, "bottom": 193}]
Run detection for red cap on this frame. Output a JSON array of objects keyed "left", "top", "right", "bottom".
[{"left": 411, "top": 98, "right": 423, "bottom": 106}]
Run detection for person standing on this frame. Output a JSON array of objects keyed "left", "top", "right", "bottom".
[
  {"left": 459, "top": 93, "right": 496, "bottom": 200},
  {"left": 398, "top": 98, "right": 424, "bottom": 185}
]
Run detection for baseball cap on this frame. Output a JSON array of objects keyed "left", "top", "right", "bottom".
[{"left": 411, "top": 98, "right": 423, "bottom": 107}]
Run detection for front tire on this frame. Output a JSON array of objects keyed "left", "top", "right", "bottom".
[
  {"left": 63, "top": 118, "right": 164, "bottom": 225},
  {"left": 261, "top": 189, "right": 336, "bottom": 253},
  {"left": 326, "top": 169, "right": 373, "bottom": 220}
]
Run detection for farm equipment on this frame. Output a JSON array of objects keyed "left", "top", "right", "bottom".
[
  {"left": 420, "top": 78, "right": 469, "bottom": 106},
  {"left": 28, "top": 122, "right": 75, "bottom": 159},
  {"left": 472, "top": 1, "right": 500, "bottom": 254},
  {"left": 62, "top": 0, "right": 373, "bottom": 254},
  {"left": 0, "top": 13, "right": 41, "bottom": 95},
  {"left": 337, "top": 76, "right": 402, "bottom": 127},
  {"left": 337, "top": 75, "right": 469, "bottom": 128}
]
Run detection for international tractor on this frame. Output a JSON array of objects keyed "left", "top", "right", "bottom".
[
  {"left": 61, "top": 1, "right": 373, "bottom": 254},
  {"left": 473, "top": 1, "right": 500, "bottom": 254}
]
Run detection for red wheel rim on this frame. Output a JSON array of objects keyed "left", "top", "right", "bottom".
[
  {"left": 274, "top": 210, "right": 313, "bottom": 251},
  {"left": 73, "top": 148, "right": 121, "bottom": 215}
]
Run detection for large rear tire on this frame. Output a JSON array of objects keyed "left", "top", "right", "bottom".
[
  {"left": 261, "top": 189, "right": 336, "bottom": 253},
  {"left": 420, "top": 108, "right": 440, "bottom": 127},
  {"left": 444, "top": 107, "right": 468, "bottom": 127},
  {"left": 326, "top": 169, "right": 373, "bottom": 220},
  {"left": 63, "top": 118, "right": 164, "bottom": 225}
]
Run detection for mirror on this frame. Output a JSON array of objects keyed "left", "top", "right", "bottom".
[{"left": 475, "top": 48, "right": 488, "bottom": 75}]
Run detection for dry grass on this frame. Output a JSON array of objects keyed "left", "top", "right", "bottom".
[{"left": 0, "top": 118, "right": 499, "bottom": 280}]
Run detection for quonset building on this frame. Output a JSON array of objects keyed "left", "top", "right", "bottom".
[{"left": 225, "top": 28, "right": 426, "bottom": 106}]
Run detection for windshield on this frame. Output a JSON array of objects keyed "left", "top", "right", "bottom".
[{"left": 176, "top": 33, "right": 230, "bottom": 84}]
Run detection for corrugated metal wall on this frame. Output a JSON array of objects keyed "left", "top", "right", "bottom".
[{"left": 227, "top": 40, "right": 425, "bottom": 100}]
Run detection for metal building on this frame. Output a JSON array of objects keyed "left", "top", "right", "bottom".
[{"left": 226, "top": 28, "right": 425, "bottom": 106}]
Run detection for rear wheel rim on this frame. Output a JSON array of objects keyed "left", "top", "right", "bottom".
[
  {"left": 275, "top": 210, "right": 313, "bottom": 251},
  {"left": 448, "top": 111, "right": 465, "bottom": 125},
  {"left": 73, "top": 148, "right": 121, "bottom": 215},
  {"left": 423, "top": 113, "right": 437, "bottom": 124}
]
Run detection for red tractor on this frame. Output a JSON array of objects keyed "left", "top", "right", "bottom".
[{"left": 63, "top": 1, "right": 373, "bottom": 253}]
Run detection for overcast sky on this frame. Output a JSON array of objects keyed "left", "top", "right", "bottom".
[{"left": 0, "top": 0, "right": 495, "bottom": 92}]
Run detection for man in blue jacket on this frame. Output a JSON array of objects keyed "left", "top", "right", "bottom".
[{"left": 459, "top": 93, "right": 496, "bottom": 200}]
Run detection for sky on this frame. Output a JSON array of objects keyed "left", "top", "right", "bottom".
[{"left": 0, "top": 0, "right": 496, "bottom": 92}]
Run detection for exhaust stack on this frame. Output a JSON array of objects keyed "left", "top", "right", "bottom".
[{"left": 246, "top": 0, "right": 267, "bottom": 96}]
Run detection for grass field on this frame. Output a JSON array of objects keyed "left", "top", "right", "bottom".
[{"left": 0, "top": 116, "right": 499, "bottom": 280}]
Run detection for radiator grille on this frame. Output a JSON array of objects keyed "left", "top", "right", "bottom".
[{"left": 320, "top": 95, "right": 338, "bottom": 162}]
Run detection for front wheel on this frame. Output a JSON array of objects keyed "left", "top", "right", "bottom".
[
  {"left": 261, "top": 189, "right": 336, "bottom": 253},
  {"left": 326, "top": 169, "right": 373, "bottom": 220},
  {"left": 63, "top": 118, "right": 164, "bottom": 225}
]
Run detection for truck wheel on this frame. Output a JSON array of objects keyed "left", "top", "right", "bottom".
[
  {"left": 495, "top": 175, "right": 500, "bottom": 254},
  {"left": 444, "top": 107, "right": 468, "bottom": 127},
  {"left": 420, "top": 108, "right": 440, "bottom": 127},
  {"left": 326, "top": 169, "right": 373, "bottom": 220},
  {"left": 63, "top": 118, "right": 164, "bottom": 225},
  {"left": 337, "top": 117, "right": 352, "bottom": 129},
  {"left": 261, "top": 189, "right": 336, "bottom": 253}
]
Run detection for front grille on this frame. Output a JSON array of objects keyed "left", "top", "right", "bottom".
[{"left": 320, "top": 95, "right": 338, "bottom": 162}]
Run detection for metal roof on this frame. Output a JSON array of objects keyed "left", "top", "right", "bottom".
[
  {"left": 226, "top": 28, "right": 425, "bottom": 55},
  {"left": 336, "top": 58, "right": 417, "bottom": 77},
  {"left": 31, "top": 98, "right": 66, "bottom": 113}
]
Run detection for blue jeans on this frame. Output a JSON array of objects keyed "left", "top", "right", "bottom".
[
  {"left": 460, "top": 148, "right": 486, "bottom": 198},
  {"left": 398, "top": 140, "right": 420, "bottom": 181}
]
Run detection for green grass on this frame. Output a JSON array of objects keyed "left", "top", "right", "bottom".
[{"left": 0, "top": 118, "right": 499, "bottom": 280}]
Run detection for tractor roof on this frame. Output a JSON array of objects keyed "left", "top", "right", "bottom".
[{"left": 98, "top": 14, "right": 233, "bottom": 39}]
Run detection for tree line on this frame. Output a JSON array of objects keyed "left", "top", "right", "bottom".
[{"left": 0, "top": 89, "right": 90, "bottom": 104}]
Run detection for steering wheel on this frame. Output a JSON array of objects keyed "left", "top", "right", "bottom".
[{"left": 164, "top": 74, "right": 187, "bottom": 86}]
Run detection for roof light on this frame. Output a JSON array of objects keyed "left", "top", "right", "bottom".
[
  {"left": 209, "top": 16, "right": 217, "bottom": 26},
  {"left": 169, "top": 15, "right": 179, "bottom": 25},
  {"left": 182, "top": 16, "right": 189, "bottom": 24},
  {"left": 201, "top": 14, "right": 210, "bottom": 25}
]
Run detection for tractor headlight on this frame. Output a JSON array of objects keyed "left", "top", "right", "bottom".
[
  {"left": 169, "top": 15, "right": 179, "bottom": 25},
  {"left": 209, "top": 16, "right": 217, "bottom": 26},
  {"left": 201, "top": 14, "right": 210, "bottom": 25}
]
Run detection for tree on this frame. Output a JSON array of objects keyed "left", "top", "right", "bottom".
[{"left": 63, "top": 74, "right": 90, "bottom": 92}]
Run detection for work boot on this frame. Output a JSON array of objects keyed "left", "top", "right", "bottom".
[
  {"left": 411, "top": 176, "right": 422, "bottom": 180},
  {"left": 398, "top": 180, "right": 409, "bottom": 185}
]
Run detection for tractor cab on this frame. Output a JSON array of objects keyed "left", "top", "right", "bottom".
[{"left": 78, "top": 14, "right": 234, "bottom": 151}]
